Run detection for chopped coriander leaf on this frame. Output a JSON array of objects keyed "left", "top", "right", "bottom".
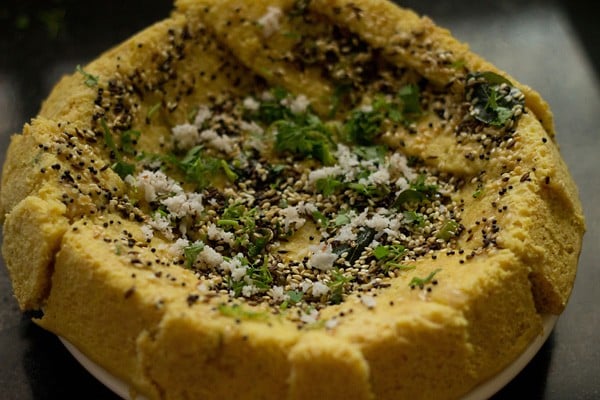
[
  {"left": 403, "top": 211, "right": 425, "bottom": 226},
  {"left": 245, "top": 260, "right": 273, "bottom": 290},
  {"left": 373, "top": 245, "right": 390, "bottom": 260},
  {"left": 397, "top": 84, "right": 423, "bottom": 119},
  {"left": 316, "top": 176, "right": 344, "bottom": 196},
  {"left": 467, "top": 71, "right": 525, "bottom": 127},
  {"left": 344, "top": 108, "right": 384, "bottom": 145},
  {"left": 169, "top": 146, "right": 237, "bottom": 189},
  {"left": 344, "top": 84, "right": 423, "bottom": 145},
  {"left": 329, "top": 83, "right": 352, "bottom": 117},
  {"left": 311, "top": 210, "right": 329, "bottom": 228},
  {"left": 183, "top": 242, "right": 205, "bottom": 268},
  {"left": 220, "top": 159, "right": 239, "bottom": 182},
  {"left": 100, "top": 118, "right": 116, "bottom": 154},
  {"left": 111, "top": 160, "right": 136, "bottom": 179},
  {"left": 273, "top": 117, "right": 336, "bottom": 165},
  {"left": 472, "top": 182, "right": 484, "bottom": 198},
  {"left": 346, "top": 182, "right": 389, "bottom": 198},
  {"left": 436, "top": 219, "right": 461, "bottom": 240},
  {"left": 410, "top": 174, "right": 438, "bottom": 196},
  {"left": 120, "top": 129, "right": 141, "bottom": 156},
  {"left": 409, "top": 269, "right": 442, "bottom": 289},
  {"left": 353, "top": 145, "right": 387, "bottom": 162},
  {"left": 280, "top": 289, "right": 304, "bottom": 310},
  {"left": 392, "top": 189, "right": 425, "bottom": 208},
  {"left": 373, "top": 244, "right": 406, "bottom": 261},
  {"left": 76, "top": 65, "right": 99, "bottom": 87},
  {"left": 334, "top": 213, "right": 351, "bottom": 227},
  {"left": 248, "top": 228, "right": 273, "bottom": 258},
  {"left": 328, "top": 269, "right": 355, "bottom": 305},
  {"left": 147, "top": 102, "right": 162, "bottom": 120},
  {"left": 373, "top": 244, "right": 411, "bottom": 273},
  {"left": 251, "top": 87, "right": 292, "bottom": 124},
  {"left": 101, "top": 118, "right": 137, "bottom": 179},
  {"left": 393, "top": 176, "right": 438, "bottom": 208},
  {"left": 287, "top": 290, "right": 304, "bottom": 303}
]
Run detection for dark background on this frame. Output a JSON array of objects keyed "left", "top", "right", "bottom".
[{"left": 1, "top": 1, "right": 598, "bottom": 399}]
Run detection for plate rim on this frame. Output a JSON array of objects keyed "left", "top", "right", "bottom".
[{"left": 59, "top": 314, "right": 558, "bottom": 400}]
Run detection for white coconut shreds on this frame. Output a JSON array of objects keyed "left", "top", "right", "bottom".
[
  {"left": 365, "top": 213, "right": 392, "bottom": 233},
  {"left": 336, "top": 144, "right": 360, "bottom": 170},
  {"left": 198, "top": 128, "right": 236, "bottom": 154},
  {"left": 242, "top": 96, "right": 261, "bottom": 112},
  {"left": 300, "top": 281, "right": 313, "bottom": 293},
  {"left": 239, "top": 120, "right": 264, "bottom": 135},
  {"left": 172, "top": 123, "right": 199, "bottom": 150},
  {"left": 161, "top": 192, "right": 204, "bottom": 219},
  {"left": 193, "top": 105, "right": 212, "bottom": 127},
  {"left": 309, "top": 244, "right": 338, "bottom": 271},
  {"left": 257, "top": 6, "right": 283, "bottom": 37},
  {"left": 335, "top": 224, "right": 357, "bottom": 242},
  {"left": 136, "top": 170, "right": 183, "bottom": 203},
  {"left": 140, "top": 224, "right": 154, "bottom": 241},
  {"left": 269, "top": 286, "right": 289, "bottom": 303},
  {"left": 222, "top": 254, "right": 248, "bottom": 282},
  {"left": 242, "top": 284, "right": 259, "bottom": 298},
  {"left": 300, "top": 309, "right": 319, "bottom": 324},
  {"left": 168, "top": 238, "right": 190, "bottom": 257},
  {"left": 197, "top": 245, "right": 223, "bottom": 268},
  {"left": 388, "top": 152, "right": 417, "bottom": 181},
  {"left": 148, "top": 213, "right": 174, "bottom": 240},
  {"left": 279, "top": 205, "right": 306, "bottom": 231},
  {"left": 288, "top": 94, "right": 310, "bottom": 114},
  {"left": 206, "top": 222, "right": 235, "bottom": 245},
  {"left": 367, "top": 168, "right": 391, "bottom": 185},
  {"left": 307, "top": 166, "right": 343, "bottom": 186},
  {"left": 312, "top": 281, "right": 330, "bottom": 297}
]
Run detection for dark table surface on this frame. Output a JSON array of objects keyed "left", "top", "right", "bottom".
[{"left": 1, "top": 1, "right": 598, "bottom": 399}]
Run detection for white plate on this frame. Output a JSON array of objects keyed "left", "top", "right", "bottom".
[{"left": 60, "top": 314, "right": 557, "bottom": 400}]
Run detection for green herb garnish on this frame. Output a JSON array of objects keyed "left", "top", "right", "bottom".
[
  {"left": 147, "top": 102, "right": 161, "bottom": 120},
  {"left": 472, "top": 182, "right": 484, "bottom": 198},
  {"left": 397, "top": 84, "right": 423, "bottom": 120},
  {"left": 76, "top": 65, "right": 99, "bottom": 87},
  {"left": 100, "top": 118, "right": 136, "bottom": 179},
  {"left": 280, "top": 290, "right": 304, "bottom": 310},
  {"left": 169, "top": 146, "right": 237, "bottom": 189},
  {"left": 328, "top": 269, "right": 355, "bottom": 305},
  {"left": 467, "top": 71, "right": 525, "bottom": 127},
  {"left": 120, "top": 129, "right": 141, "bottom": 156},
  {"left": 273, "top": 116, "right": 336, "bottom": 165},
  {"left": 183, "top": 242, "right": 205, "bottom": 268},
  {"left": 409, "top": 269, "right": 441, "bottom": 289},
  {"left": 436, "top": 219, "right": 460, "bottom": 241},
  {"left": 393, "top": 175, "right": 438, "bottom": 209},
  {"left": 403, "top": 211, "right": 425, "bottom": 226},
  {"left": 344, "top": 107, "right": 384, "bottom": 145},
  {"left": 373, "top": 244, "right": 413, "bottom": 273}
]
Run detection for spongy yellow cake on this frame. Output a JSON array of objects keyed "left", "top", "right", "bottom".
[{"left": 1, "top": 1, "right": 584, "bottom": 399}]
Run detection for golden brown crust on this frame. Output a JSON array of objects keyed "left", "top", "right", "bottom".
[{"left": 0, "top": 1, "right": 584, "bottom": 399}]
